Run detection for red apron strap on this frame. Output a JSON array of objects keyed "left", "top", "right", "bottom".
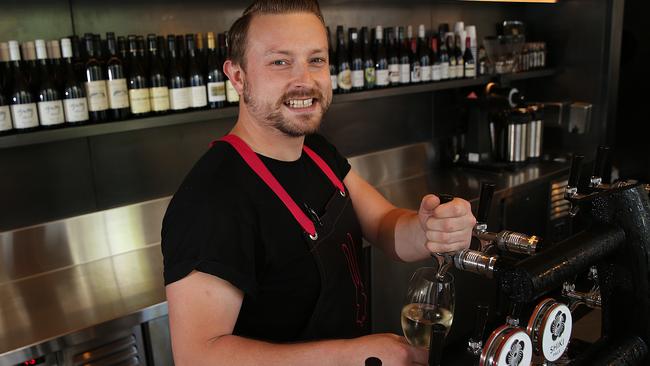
[
  {"left": 219, "top": 134, "right": 317, "bottom": 239},
  {"left": 302, "top": 145, "right": 346, "bottom": 195}
]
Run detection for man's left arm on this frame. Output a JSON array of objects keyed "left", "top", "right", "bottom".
[{"left": 343, "top": 170, "right": 476, "bottom": 262}]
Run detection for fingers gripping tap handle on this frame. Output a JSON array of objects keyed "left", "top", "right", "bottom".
[{"left": 433, "top": 194, "right": 455, "bottom": 279}]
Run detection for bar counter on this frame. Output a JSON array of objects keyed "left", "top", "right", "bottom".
[{"left": 0, "top": 146, "right": 570, "bottom": 364}]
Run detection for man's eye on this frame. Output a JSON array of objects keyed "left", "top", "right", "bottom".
[
  {"left": 311, "top": 58, "right": 326, "bottom": 64},
  {"left": 272, "top": 60, "right": 288, "bottom": 66}
]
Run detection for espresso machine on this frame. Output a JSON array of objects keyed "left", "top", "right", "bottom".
[{"left": 456, "top": 82, "right": 544, "bottom": 171}]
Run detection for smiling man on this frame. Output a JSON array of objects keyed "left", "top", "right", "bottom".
[{"left": 161, "top": 1, "right": 476, "bottom": 365}]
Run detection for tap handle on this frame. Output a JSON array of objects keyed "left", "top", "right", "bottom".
[
  {"left": 438, "top": 194, "right": 454, "bottom": 204},
  {"left": 477, "top": 182, "right": 496, "bottom": 225},
  {"left": 568, "top": 154, "right": 584, "bottom": 189},
  {"left": 470, "top": 303, "right": 490, "bottom": 348},
  {"left": 593, "top": 146, "right": 610, "bottom": 179}
]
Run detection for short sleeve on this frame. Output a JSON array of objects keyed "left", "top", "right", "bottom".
[
  {"left": 306, "top": 134, "right": 351, "bottom": 180},
  {"left": 161, "top": 196, "right": 258, "bottom": 296}
]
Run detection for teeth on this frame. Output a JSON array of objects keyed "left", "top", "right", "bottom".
[{"left": 286, "top": 98, "right": 314, "bottom": 108}]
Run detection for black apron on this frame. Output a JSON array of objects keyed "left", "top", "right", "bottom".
[{"left": 220, "top": 134, "right": 368, "bottom": 340}]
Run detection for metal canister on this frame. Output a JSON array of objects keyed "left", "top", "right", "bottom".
[
  {"left": 526, "top": 104, "right": 544, "bottom": 161},
  {"left": 504, "top": 107, "right": 530, "bottom": 163}
]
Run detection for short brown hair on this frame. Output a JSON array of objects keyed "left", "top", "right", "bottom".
[{"left": 227, "top": 0, "right": 325, "bottom": 69}]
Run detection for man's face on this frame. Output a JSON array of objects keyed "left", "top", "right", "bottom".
[{"left": 242, "top": 13, "right": 332, "bottom": 137}]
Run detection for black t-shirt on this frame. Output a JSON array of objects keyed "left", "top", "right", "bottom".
[{"left": 161, "top": 133, "right": 351, "bottom": 341}]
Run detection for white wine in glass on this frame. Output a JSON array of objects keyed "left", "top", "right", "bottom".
[{"left": 401, "top": 267, "right": 455, "bottom": 349}]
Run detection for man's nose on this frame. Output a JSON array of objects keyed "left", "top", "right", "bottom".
[{"left": 291, "top": 61, "right": 315, "bottom": 87}]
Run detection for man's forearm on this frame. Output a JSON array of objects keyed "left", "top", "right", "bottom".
[
  {"left": 376, "top": 208, "right": 431, "bottom": 262},
  {"left": 176, "top": 335, "right": 357, "bottom": 366}
]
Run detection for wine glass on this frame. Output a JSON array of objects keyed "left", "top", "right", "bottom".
[{"left": 401, "top": 266, "right": 455, "bottom": 349}]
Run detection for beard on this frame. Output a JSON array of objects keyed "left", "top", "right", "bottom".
[{"left": 243, "top": 80, "right": 332, "bottom": 138}]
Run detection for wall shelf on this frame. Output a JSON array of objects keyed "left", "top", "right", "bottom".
[{"left": 0, "top": 68, "right": 555, "bottom": 149}]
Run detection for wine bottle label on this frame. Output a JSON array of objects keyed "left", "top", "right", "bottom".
[
  {"left": 11, "top": 103, "right": 39, "bottom": 129},
  {"left": 85, "top": 80, "right": 109, "bottom": 111},
  {"left": 0, "top": 105, "right": 13, "bottom": 131},
  {"left": 150, "top": 87, "right": 170, "bottom": 111},
  {"left": 457, "top": 62, "right": 465, "bottom": 78},
  {"left": 330, "top": 75, "right": 338, "bottom": 91},
  {"left": 364, "top": 67, "right": 376, "bottom": 86},
  {"left": 388, "top": 64, "right": 400, "bottom": 84},
  {"left": 399, "top": 64, "right": 410, "bottom": 83},
  {"left": 207, "top": 82, "right": 226, "bottom": 102},
  {"left": 448, "top": 60, "right": 457, "bottom": 79},
  {"left": 63, "top": 98, "right": 89, "bottom": 122},
  {"left": 351, "top": 70, "right": 364, "bottom": 88},
  {"left": 376, "top": 69, "right": 389, "bottom": 86},
  {"left": 129, "top": 88, "right": 152, "bottom": 114},
  {"left": 169, "top": 87, "right": 190, "bottom": 110},
  {"left": 337, "top": 69, "right": 352, "bottom": 90},
  {"left": 106, "top": 78, "right": 130, "bottom": 109},
  {"left": 465, "top": 63, "right": 476, "bottom": 78},
  {"left": 410, "top": 65, "right": 421, "bottom": 83},
  {"left": 432, "top": 64, "right": 441, "bottom": 81},
  {"left": 190, "top": 85, "right": 208, "bottom": 108},
  {"left": 37, "top": 100, "right": 65, "bottom": 126},
  {"left": 421, "top": 65, "right": 432, "bottom": 82},
  {"left": 440, "top": 63, "right": 449, "bottom": 80},
  {"left": 225, "top": 80, "right": 240, "bottom": 103}
]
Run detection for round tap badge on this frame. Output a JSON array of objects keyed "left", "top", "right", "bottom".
[
  {"left": 527, "top": 299, "right": 572, "bottom": 362},
  {"left": 480, "top": 325, "right": 533, "bottom": 366}
]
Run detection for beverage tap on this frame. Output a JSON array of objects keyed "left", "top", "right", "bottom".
[
  {"left": 589, "top": 146, "right": 610, "bottom": 189},
  {"left": 472, "top": 182, "right": 542, "bottom": 256}
]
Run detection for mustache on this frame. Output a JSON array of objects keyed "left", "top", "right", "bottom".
[{"left": 280, "top": 89, "right": 324, "bottom": 103}]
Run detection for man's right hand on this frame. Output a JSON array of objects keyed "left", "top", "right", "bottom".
[{"left": 345, "top": 333, "right": 429, "bottom": 365}]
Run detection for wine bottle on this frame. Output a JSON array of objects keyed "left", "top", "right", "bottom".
[
  {"left": 398, "top": 26, "right": 411, "bottom": 84},
  {"left": 326, "top": 27, "right": 338, "bottom": 93},
  {"left": 387, "top": 27, "right": 400, "bottom": 86},
  {"left": 455, "top": 34, "right": 464, "bottom": 78},
  {"left": 0, "top": 87, "right": 11, "bottom": 134},
  {"left": 46, "top": 40, "right": 64, "bottom": 91},
  {"left": 167, "top": 35, "right": 190, "bottom": 111},
  {"left": 60, "top": 38, "right": 90, "bottom": 125},
  {"left": 205, "top": 32, "right": 226, "bottom": 109},
  {"left": 349, "top": 28, "right": 364, "bottom": 92},
  {"left": 336, "top": 26, "right": 352, "bottom": 93},
  {"left": 417, "top": 25, "right": 431, "bottom": 83},
  {"left": 0, "top": 42, "right": 13, "bottom": 134},
  {"left": 125, "top": 36, "right": 151, "bottom": 116},
  {"left": 431, "top": 37, "right": 441, "bottom": 82},
  {"left": 221, "top": 33, "right": 239, "bottom": 105},
  {"left": 407, "top": 26, "right": 420, "bottom": 83},
  {"left": 136, "top": 35, "right": 148, "bottom": 75},
  {"left": 439, "top": 34, "right": 450, "bottom": 80},
  {"left": 195, "top": 32, "right": 206, "bottom": 76},
  {"left": 463, "top": 36, "right": 476, "bottom": 78},
  {"left": 35, "top": 39, "right": 65, "bottom": 128},
  {"left": 0, "top": 42, "right": 10, "bottom": 93},
  {"left": 146, "top": 34, "right": 170, "bottom": 114},
  {"left": 361, "top": 26, "right": 376, "bottom": 90},
  {"left": 20, "top": 41, "right": 39, "bottom": 95},
  {"left": 374, "top": 26, "right": 389, "bottom": 88},
  {"left": 186, "top": 34, "right": 208, "bottom": 109},
  {"left": 105, "top": 32, "right": 130, "bottom": 120},
  {"left": 445, "top": 33, "right": 457, "bottom": 79},
  {"left": 478, "top": 45, "right": 488, "bottom": 76},
  {"left": 83, "top": 34, "right": 109, "bottom": 122},
  {"left": 92, "top": 34, "right": 106, "bottom": 70},
  {"left": 8, "top": 40, "right": 39, "bottom": 131}
]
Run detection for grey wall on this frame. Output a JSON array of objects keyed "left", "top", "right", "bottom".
[{"left": 0, "top": 0, "right": 620, "bottom": 231}]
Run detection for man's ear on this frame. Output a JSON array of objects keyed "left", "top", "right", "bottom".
[{"left": 223, "top": 60, "right": 245, "bottom": 96}]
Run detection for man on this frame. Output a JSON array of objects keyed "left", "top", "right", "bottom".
[{"left": 161, "top": 1, "right": 476, "bottom": 365}]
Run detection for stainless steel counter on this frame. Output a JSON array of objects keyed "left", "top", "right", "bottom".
[{"left": 0, "top": 142, "right": 570, "bottom": 365}]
